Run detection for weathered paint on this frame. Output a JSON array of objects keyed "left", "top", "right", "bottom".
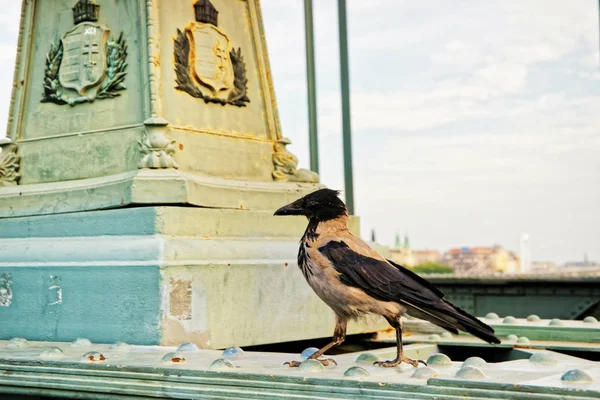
[
  {"left": 0, "top": 206, "right": 381, "bottom": 348},
  {"left": 0, "top": 266, "right": 162, "bottom": 345}
]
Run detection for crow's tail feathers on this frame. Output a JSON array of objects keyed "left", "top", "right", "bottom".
[
  {"left": 407, "top": 300, "right": 501, "bottom": 344},
  {"left": 435, "top": 301, "right": 500, "bottom": 344}
]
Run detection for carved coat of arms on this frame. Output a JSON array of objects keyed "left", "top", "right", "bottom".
[
  {"left": 174, "top": 0, "right": 250, "bottom": 107},
  {"left": 41, "top": 0, "right": 128, "bottom": 106}
]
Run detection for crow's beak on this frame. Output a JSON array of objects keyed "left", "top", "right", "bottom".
[{"left": 274, "top": 199, "right": 304, "bottom": 216}]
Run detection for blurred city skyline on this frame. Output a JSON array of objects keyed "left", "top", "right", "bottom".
[{"left": 0, "top": 0, "right": 598, "bottom": 264}]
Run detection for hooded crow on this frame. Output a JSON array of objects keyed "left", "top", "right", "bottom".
[{"left": 274, "top": 188, "right": 500, "bottom": 368}]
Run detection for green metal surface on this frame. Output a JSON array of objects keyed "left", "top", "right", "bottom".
[
  {"left": 304, "top": 0, "right": 319, "bottom": 174},
  {"left": 427, "top": 274, "right": 600, "bottom": 320},
  {"left": 337, "top": 0, "right": 355, "bottom": 215},
  {"left": 1, "top": 319, "right": 599, "bottom": 400}
]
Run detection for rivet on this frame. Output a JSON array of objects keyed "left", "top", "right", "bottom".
[
  {"left": 161, "top": 352, "right": 186, "bottom": 363},
  {"left": 507, "top": 334, "right": 518, "bottom": 341},
  {"left": 83, "top": 352, "right": 106, "bottom": 362},
  {"left": 485, "top": 313, "right": 499, "bottom": 319},
  {"left": 583, "top": 316, "right": 598, "bottom": 323},
  {"left": 503, "top": 316, "right": 517, "bottom": 324},
  {"left": 344, "top": 366, "right": 370, "bottom": 377},
  {"left": 440, "top": 332, "right": 453, "bottom": 339},
  {"left": 298, "top": 359, "right": 325, "bottom": 372},
  {"left": 428, "top": 334, "right": 441, "bottom": 341},
  {"left": 177, "top": 342, "right": 199, "bottom": 352},
  {"left": 410, "top": 366, "right": 438, "bottom": 379},
  {"left": 7, "top": 338, "right": 28, "bottom": 348},
  {"left": 516, "top": 337, "right": 530, "bottom": 344},
  {"left": 355, "top": 352, "right": 379, "bottom": 364},
  {"left": 549, "top": 318, "right": 564, "bottom": 327},
  {"left": 300, "top": 347, "right": 319, "bottom": 359},
  {"left": 526, "top": 315, "right": 540, "bottom": 322},
  {"left": 109, "top": 341, "right": 130, "bottom": 352},
  {"left": 40, "top": 347, "right": 64, "bottom": 358},
  {"left": 426, "top": 353, "right": 452, "bottom": 366},
  {"left": 72, "top": 338, "right": 92, "bottom": 347},
  {"left": 561, "top": 369, "right": 593, "bottom": 383},
  {"left": 529, "top": 352, "right": 558, "bottom": 365},
  {"left": 463, "top": 357, "right": 486, "bottom": 368},
  {"left": 209, "top": 358, "right": 235, "bottom": 371},
  {"left": 456, "top": 366, "right": 486, "bottom": 379},
  {"left": 222, "top": 346, "right": 244, "bottom": 357}
]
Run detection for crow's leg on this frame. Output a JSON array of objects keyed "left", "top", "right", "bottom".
[
  {"left": 374, "top": 317, "right": 427, "bottom": 368},
  {"left": 285, "top": 317, "right": 347, "bottom": 367}
]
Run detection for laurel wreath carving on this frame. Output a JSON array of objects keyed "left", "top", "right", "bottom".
[
  {"left": 41, "top": 41, "right": 66, "bottom": 105},
  {"left": 41, "top": 32, "right": 128, "bottom": 106},
  {"left": 98, "top": 32, "right": 128, "bottom": 99},
  {"left": 174, "top": 29, "right": 250, "bottom": 107},
  {"left": 0, "top": 143, "right": 20, "bottom": 186}
]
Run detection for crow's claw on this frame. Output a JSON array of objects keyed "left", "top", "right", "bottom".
[
  {"left": 284, "top": 361, "right": 301, "bottom": 367},
  {"left": 284, "top": 358, "right": 338, "bottom": 368},
  {"left": 374, "top": 356, "right": 424, "bottom": 368}
]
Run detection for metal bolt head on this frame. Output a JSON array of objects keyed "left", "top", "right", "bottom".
[
  {"left": 529, "top": 352, "right": 557, "bottom": 365},
  {"left": 7, "top": 338, "right": 28, "bottom": 348},
  {"left": 298, "top": 359, "right": 325, "bottom": 372},
  {"left": 40, "top": 347, "right": 64, "bottom": 358},
  {"left": 300, "top": 347, "right": 319, "bottom": 359},
  {"left": 583, "top": 316, "right": 598, "bottom": 323},
  {"left": 411, "top": 366, "right": 439, "bottom": 379},
  {"left": 344, "top": 366, "right": 370, "bottom": 377},
  {"left": 549, "top": 318, "right": 564, "bottom": 327},
  {"left": 428, "top": 334, "right": 441, "bottom": 341},
  {"left": 503, "top": 316, "right": 517, "bottom": 324},
  {"left": 161, "top": 352, "right": 186, "bottom": 364},
  {"left": 463, "top": 357, "right": 486, "bottom": 368},
  {"left": 516, "top": 336, "right": 530, "bottom": 345},
  {"left": 355, "top": 352, "right": 379, "bottom": 364},
  {"left": 222, "top": 346, "right": 244, "bottom": 357},
  {"left": 83, "top": 352, "right": 106, "bottom": 362},
  {"left": 485, "top": 313, "right": 500, "bottom": 319},
  {"left": 72, "top": 338, "right": 92, "bottom": 347},
  {"left": 561, "top": 369, "right": 593, "bottom": 383},
  {"left": 440, "top": 332, "right": 453, "bottom": 339},
  {"left": 209, "top": 358, "right": 235, "bottom": 371},
  {"left": 426, "top": 353, "right": 452, "bottom": 366},
  {"left": 177, "top": 342, "right": 200, "bottom": 352},
  {"left": 507, "top": 334, "right": 518, "bottom": 341},
  {"left": 456, "top": 366, "right": 486, "bottom": 380},
  {"left": 526, "top": 315, "right": 540, "bottom": 322}
]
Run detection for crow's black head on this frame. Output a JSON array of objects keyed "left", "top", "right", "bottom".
[{"left": 274, "top": 189, "right": 348, "bottom": 221}]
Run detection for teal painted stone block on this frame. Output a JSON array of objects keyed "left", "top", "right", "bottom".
[{"left": 0, "top": 266, "right": 161, "bottom": 345}]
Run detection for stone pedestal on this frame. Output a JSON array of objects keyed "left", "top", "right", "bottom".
[
  {"left": 0, "top": 0, "right": 385, "bottom": 347},
  {"left": 0, "top": 208, "right": 385, "bottom": 347}
]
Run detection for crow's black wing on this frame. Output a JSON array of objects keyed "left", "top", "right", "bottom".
[{"left": 319, "top": 240, "right": 500, "bottom": 344}]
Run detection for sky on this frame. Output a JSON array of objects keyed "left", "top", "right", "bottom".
[{"left": 1, "top": 1, "right": 599, "bottom": 264}]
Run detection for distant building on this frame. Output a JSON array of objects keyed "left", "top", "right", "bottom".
[
  {"left": 442, "top": 245, "right": 520, "bottom": 274},
  {"left": 530, "top": 261, "right": 557, "bottom": 273},
  {"left": 413, "top": 250, "right": 442, "bottom": 265},
  {"left": 390, "top": 234, "right": 415, "bottom": 266}
]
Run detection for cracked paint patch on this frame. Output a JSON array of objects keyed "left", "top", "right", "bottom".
[
  {"left": 0, "top": 273, "right": 12, "bottom": 307},
  {"left": 169, "top": 279, "right": 192, "bottom": 320},
  {"left": 46, "top": 275, "right": 62, "bottom": 306}
]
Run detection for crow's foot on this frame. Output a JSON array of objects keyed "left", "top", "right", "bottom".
[
  {"left": 374, "top": 356, "right": 426, "bottom": 368},
  {"left": 284, "top": 358, "right": 338, "bottom": 367}
]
